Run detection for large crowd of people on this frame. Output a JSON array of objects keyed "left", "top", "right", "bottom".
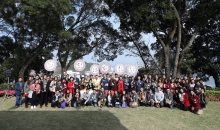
[{"left": 15, "top": 72, "right": 207, "bottom": 114}]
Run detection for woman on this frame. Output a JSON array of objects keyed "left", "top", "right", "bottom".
[
  {"left": 189, "top": 79, "right": 195, "bottom": 92},
  {"left": 61, "top": 79, "right": 67, "bottom": 96},
  {"left": 72, "top": 88, "right": 81, "bottom": 108},
  {"left": 113, "top": 91, "right": 121, "bottom": 108},
  {"left": 117, "top": 76, "right": 124, "bottom": 95},
  {"left": 85, "top": 75, "right": 89, "bottom": 89},
  {"left": 68, "top": 77, "right": 75, "bottom": 94},
  {"left": 29, "top": 79, "right": 41, "bottom": 109},
  {"left": 121, "top": 90, "right": 128, "bottom": 108},
  {"left": 80, "top": 77, "right": 86, "bottom": 90},
  {"left": 157, "top": 78, "right": 164, "bottom": 91},
  {"left": 87, "top": 79, "right": 94, "bottom": 90},
  {"left": 182, "top": 88, "right": 190, "bottom": 111},
  {"left": 179, "top": 88, "right": 184, "bottom": 110},
  {"left": 138, "top": 88, "right": 146, "bottom": 106},
  {"left": 107, "top": 90, "right": 113, "bottom": 107},
  {"left": 64, "top": 89, "right": 72, "bottom": 107},
  {"left": 189, "top": 90, "right": 201, "bottom": 114},
  {"left": 49, "top": 78, "right": 56, "bottom": 102},
  {"left": 24, "top": 76, "right": 33, "bottom": 108},
  {"left": 163, "top": 79, "right": 171, "bottom": 93}
]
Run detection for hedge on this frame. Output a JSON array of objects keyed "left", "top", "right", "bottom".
[
  {"left": 206, "top": 90, "right": 220, "bottom": 97},
  {"left": 0, "top": 83, "right": 15, "bottom": 90}
]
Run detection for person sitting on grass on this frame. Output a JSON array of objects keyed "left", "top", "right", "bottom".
[
  {"left": 63, "top": 89, "right": 72, "bottom": 107},
  {"left": 154, "top": 87, "right": 164, "bottom": 108},
  {"left": 91, "top": 90, "right": 98, "bottom": 107},
  {"left": 51, "top": 90, "right": 62, "bottom": 108},
  {"left": 146, "top": 89, "right": 155, "bottom": 107},
  {"left": 189, "top": 90, "right": 201, "bottom": 114},
  {"left": 121, "top": 90, "right": 128, "bottom": 108},
  {"left": 164, "top": 88, "right": 173, "bottom": 108},
  {"left": 107, "top": 90, "right": 113, "bottom": 107},
  {"left": 82, "top": 89, "right": 92, "bottom": 107},
  {"left": 113, "top": 91, "right": 121, "bottom": 108},
  {"left": 138, "top": 87, "right": 146, "bottom": 106},
  {"left": 72, "top": 88, "right": 81, "bottom": 108},
  {"left": 98, "top": 88, "right": 107, "bottom": 108},
  {"left": 129, "top": 88, "right": 138, "bottom": 108}
]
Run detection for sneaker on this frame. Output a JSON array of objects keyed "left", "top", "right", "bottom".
[
  {"left": 34, "top": 106, "right": 36, "bottom": 109},
  {"left": 31, "top": 106, "right": 33, "bottom": 109}
]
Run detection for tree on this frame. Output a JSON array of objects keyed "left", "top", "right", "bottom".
[
  {"left": 105, "top": 0, "right": 220, "bottom": 78},
  {"left": 191, "top": 15, "right": 220, "bottom": 87},
  {"left": 0, "top": 0, "right": 72, "bottom": 78}
]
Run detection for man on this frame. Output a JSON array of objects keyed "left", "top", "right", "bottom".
[
  {"left": 61, "top": 71, "right": 67, "bottom": 80},
  {"left": 73, "top": 73, "right": 80, "bottom": 89},
  {"left": 155, "top": 87, "right": 164, "bottom": 108},
  {"left": 164, "top": 88, "right": 173, "bottom": 108},
  {"left": 98, "top": 88, "right": 107, "bottom": 107},
  {"left": 82, "top": 89, "right": 92, "bottom": 106},
  {"left": 91, "top": 90, "right": 98, "bottom": 107},
  {"left": 129, "top": 76, "right": 136, "bottom": 92},
  {"left": 129, "top": 88, "right": 138, "bottom": 108},
  {"left": 136, "top": 76, "right": 143, "bottom": 92},
  {"left": 56, "top": 80, "right": 63, "bottom": 96},
  {"left": 93, "top": 75, "right": 101, "bottom": 90},
  {"left": 123, "top": 74, "right": 130, "bottom": 94},
  {"left": 51, "top": 91, "right": 62, "bottom": 108},
  {"left": 40, "top": 74, "right": 50, "bottom": 108},
  {"left": 109, "top": 75, "right": 117, "bottom": 95},
  {"left": 146, "top": 89, "right": 155, "bottom": 107},
  {"left": 115, "top": 74, "right": 119, "bottom": 82},
  {"left": 100, "top": 74, "right": 109, "bottom": 95},
  {"left": 15, "top": 77, "right": 24, "bottom": 108}
]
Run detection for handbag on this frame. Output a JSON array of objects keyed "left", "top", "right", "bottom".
[
  {"left": 122, "top": 102, "right": 127, "bottom": 108},
  {"left": 61, "top": 101, "right": 66, "bottom": 109},
  {"left": 28, "top": 91, "right": 33, "bottom": 98}
]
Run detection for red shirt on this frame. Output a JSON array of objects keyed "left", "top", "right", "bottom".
[
  {"left": 117, "top": 79, "right": 124, "bottom": 93},
  {"left": 190, "top": 95, "right": 200, "bottom": 109},
  {"left": 183, "top": 93, "right": 190, "bottom": 107},
  {"left": 68, "top": 81, "right": 75, "bottom": 94}
]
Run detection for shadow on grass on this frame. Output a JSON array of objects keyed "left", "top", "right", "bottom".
[{"left": 0, "top": 111, "right": 128, "bottom": 130}]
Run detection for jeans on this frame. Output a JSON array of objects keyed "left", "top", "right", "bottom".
[{"left": 15, "top": 95, "right": 22, "bottom": 107}]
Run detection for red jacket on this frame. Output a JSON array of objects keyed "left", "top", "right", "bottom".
[
  {"left": 163, "top": 83, "right": 171, "bottom": 92},
  {"left": 190, "top": 95, "right": 200, "bottom": 109},
  {"left": 30, "top": 83, "right": 41, "bottom": 94},
  {"left": 183, "top": 93, "right": 190, "bottom": 107},
  {"left": 68, "top": 81, "right": 75, "bottom": 94},
  {"left": 117, "top": 79, "right": 124, "bottom": 93}
]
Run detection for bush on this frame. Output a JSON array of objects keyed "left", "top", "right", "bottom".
[
  {"left": 206, "top": 90, "right": 220, "bottom": 101},
  {"left": 0, "top": 83, "right": 15, "bottom": 90}
]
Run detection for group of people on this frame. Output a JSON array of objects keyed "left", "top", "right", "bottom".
[{"left": 15, "top": 72, "right": 207, "bottom": 114}]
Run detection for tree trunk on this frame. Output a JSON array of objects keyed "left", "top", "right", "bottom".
[
  {"left": 62, "top": 67, "right": 67, "bottom": 74},
  {"left": 212, "top": 70, "right": 220, "bottom": 88},
  {"left": 170, "top": 0, "right": 181, "bottom": 78},
  {"left": 176, "top": 67, "right": 181, "bottom": 78},
  {"left": 164, "top": 47, "right": 170, "bottom": 79}
]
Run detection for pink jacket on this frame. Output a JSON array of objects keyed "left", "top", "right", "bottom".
[{"left": 30, "top": 84, "right": 41, "bottom": 94}]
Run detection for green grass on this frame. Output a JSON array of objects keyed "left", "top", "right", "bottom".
[{"left": 0, "top": 97, "right": 220, "bottom": 130}]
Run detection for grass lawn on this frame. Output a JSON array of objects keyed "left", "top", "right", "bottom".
[{"left": 0, "top": 97, "right": 220, "bottom": 130}]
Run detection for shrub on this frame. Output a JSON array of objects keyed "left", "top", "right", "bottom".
[
  {"left": 206, "top": 90, "right": 220, "bottom": 101},
  {"left": 0, "top": 83, "right": 15, "bottom": 90}
]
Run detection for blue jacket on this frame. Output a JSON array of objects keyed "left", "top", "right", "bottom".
[
  {"left": 15, "top": 82, "right": 24, "bottom": 96},
  {"left": 136, "top": 80, "right": 143, "bottom": 92},
  {"left": 100, "top": 78, "right": 109, "bottom": 90},
  {"left": 123, "top": 78, "right": 130, "bottom": 89},
  {"left": 73, "top": 77, "right": 80, "bottom": 89}
]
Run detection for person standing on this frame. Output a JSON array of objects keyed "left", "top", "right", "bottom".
[
  {"left": 40, "top": 75, "right": 50, "bottom": 108},
  {"left": 136, "top": 76, "right": 143, "bottom": 92},
  {"left": 29, "top": 79, "right": 41, "bottom": 109},
  {"left": 15, "top": 77, "right": 24, "bottom": 108},
  {"left": 24, "top": 76, "right": 33, "bottom": 108},
  {"left": 100, "top": 74, "right": 109, "bottom": 95},
  {"left": 109, "top": 75, "right": 117, "bottom": 95},
  {"left": 68, "top": 77, "right": 75, "bottom": 94},
  {"left": 73, "top": 74, "right": 80, "bottom": 89},
  {"left": 117, "top": 76, "right": 124, "bottom": 95},
  {"left": 123, "top": 74, "right": 130, "bottom": 94}
]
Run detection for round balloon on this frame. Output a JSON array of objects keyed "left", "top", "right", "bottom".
[
  {"left": 126, "top": 64, "right": 138, "bottom": 76},
  {"left": 74, "top": 59, "right": 86, "bottom": 72},
  {"left": 99, "top": 62, "right": 111, "bottom": 74},
  {"left": 114, "top": 64, "right": 125, "bottom": 75},
  {"left": 90, "top": 64, "right": 99, "bottom": 75},
  {"left": 44, "top": 59, "right": 57, "bottom": 71}
]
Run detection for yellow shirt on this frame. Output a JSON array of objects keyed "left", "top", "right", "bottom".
[{"left": 93, "top": 78, "right": 101, "bottom": 90}]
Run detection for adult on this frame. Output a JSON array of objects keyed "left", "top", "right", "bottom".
[
  {"left": 93, "top": 75, "right": 101, "bottom": 90},
  {"left": 61, "top": 71, "right": 67, "bottom": 80},
  {"left": 82, "top": 89, "right": 92, "bottom": 106},
  {"left": 117, "top": 76, "right": 124, "bottom": 94},
  {"left": 123, "top": 74, "right": 130, "bottom": 94},
  {"left": 51, "top": 91, "right": 62, "bottom": 108},
  {"left": 136, "top": 76, "right": 143, "bottom": 92},
  {"left": 189, "top": 90, "right": 201, "bottom": 114},
  {"left": 98, "top": 88, "right": 107, "bottom": 107},
  {"left": 154, "top": 87, "right": 164, "bottom": 108},
  {"left": 91, "top": 90, "right": 98, "bottom": 107},
  {"left": 164, "top": 88, "right": 173, "bottom": 108},
  {"left": 24, "top": 76, "right": 32, "bottom": 108},
  {"left": 73, "top": 73, "right": 80, "bottom": 89},
  {"left": 112, "top": 91, "right": 121, "bottom": 108},
  {"left": 129, "top": 76, "right": 136, "bottom": 92},
  {"left": 68, "top": 77, "right": 75, "bottom": 94},
  {"left": 72, "top": 89, "right": 81, "bottom": 108},
  {"left": 129, "top": 88, "right": 138, "bottom": 108},
  {"left": 146, "top": 89, "right": 155, "bottom": 107},
  {"left": 40, "top": 75, "right": 50, "bottom": 108},
  {"left": 49, "top": 78, "right": 57, "bottom": 102},
  {"left": 64, "top": 89, "right": 72, "bottom": 107},
  {"left": 100, "top": 74, "right": 109, "bottom": 95},
  {"left": 15, "top": 77, "right": 24, "bottom": 108},
  {"left": 109, "top": 75, "right": 117, "bottom": 95},
  {"left": 29, "top": 79, "right": 41, "bottom": 109},
  {"left": 138, "top": 87, "right": 146, "bottom": 106}
]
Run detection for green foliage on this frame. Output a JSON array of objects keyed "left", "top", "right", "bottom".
[
  {"left": 206, "top": 90, "right": 220, "bottom": 97},
  {"left": 0, "top": 83, "right": 15, "bottom": 90}
]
